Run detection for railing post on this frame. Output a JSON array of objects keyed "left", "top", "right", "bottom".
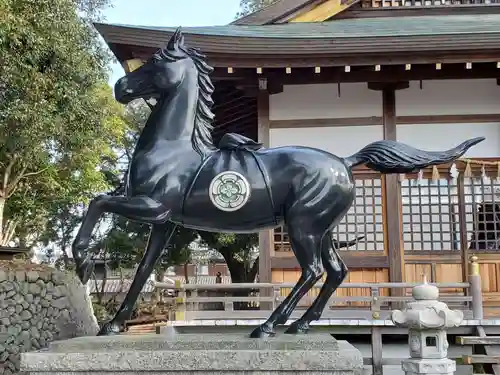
[
  {"left": 371, "top": 286, "right": 383, "bottom": 375},
  {"left": 272, "top": 286, "right": 281, "bottom": 310},
  {"left": 174, "top": 280, "right": 186, "bottom": 321},
  {"left": 469, "top": 255, "right": 483, "bottom": 320},
  {"left": 371, "top": 286, "right": 381, "bottom": 320},
  {"left": 190, "top": 288, "right": 199, "bottom": 312}
]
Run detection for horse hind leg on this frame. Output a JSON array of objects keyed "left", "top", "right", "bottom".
[
  {"left": 72, "top": 195, "right": 171, "bottom": 284},
  {"left": 250, "top": 224, "right": 324, "bottom": 338},
  {"left": 285, "top": 234, "right": 348, "bottom": 334},
  {"left": 98, "top": 222, "right": 177, "bottom": 336}
]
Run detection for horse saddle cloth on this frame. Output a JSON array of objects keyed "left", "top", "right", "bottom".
[{"left": 182, "top": 135, "right": 276, "bottom": 231}]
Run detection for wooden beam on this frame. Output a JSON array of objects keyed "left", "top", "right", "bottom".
[
  {"left": 457, "top": 175, "right": 469, "bottom": 283},
  {"left": 289, "top": 0, "right": 360, "bottom": 22},
  {"left": 384, "top": 88, "right": 405, "bottom": 285},
  {"left": 269, "top": 113, "right": 500, "bottom": 129},
  {"left": 119, "top": 42, "right": 500, "bottom": 69},
  {"left": 257, "top": 79, "right": 273, "bottom": 309},
  {"left": 366, "top": 83, "right": 407, "bottom": 288},
  {"left": 213, "top": 63, "right": 500, "bottom": 84},
  {"left": 367, "top": 81, "right": 410, "bottom": 91},
  {"left": 458, "top": 336, "right": 500, "bottom": 345},
  {"left": 122, "top": 58, "right": 144, "bottom": 73},
  {"left": 462, "top": 355, "right": 500, "bottom": 365},
  {"left": 271, "top": 254, "right": 389, "bottom": 269}
]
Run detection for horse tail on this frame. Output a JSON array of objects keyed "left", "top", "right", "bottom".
[{"left": 343, "top": 137, "right": 484, "bottom": 174}]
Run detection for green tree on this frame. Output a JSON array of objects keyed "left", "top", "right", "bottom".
[
  {"left": 100, "top": 217, "right": 195, "bottom": 276},
  {"left": 0, "top": 0, "right": 121, "bottom": 246},
  {"left": 198, "top": 232, "right": 259, "bottom": 309},
  {"left": 198, "top": 232, "right": 259, "bottom": 283},
  {"left": 236, "top": 0, "right": 278, "bottom": 17}
]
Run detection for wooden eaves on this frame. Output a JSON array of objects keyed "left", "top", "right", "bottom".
[{"left": 95, "top": 14, "right": 500, "bottom": 69}]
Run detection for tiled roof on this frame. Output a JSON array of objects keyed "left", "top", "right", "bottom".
[
  {"left": 100, "top": 14, "right": 500, "bottom": 39},
  {"left": 96, "top": 14, "right": 500, "bottom": 59}
]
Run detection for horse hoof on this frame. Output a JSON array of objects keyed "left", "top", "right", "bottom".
[
  {"left": 284, "top": 322, "right": 310, "bottom": 335},
  {"left": 249, "top": 325, "right": 276, "bottom": 339},
  {"left": 97, "top": 321, "right": 121, "bottom": 336}
]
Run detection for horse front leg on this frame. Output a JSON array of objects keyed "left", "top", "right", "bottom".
[
  {"left": 72, "top": 194, "right": 171, "bottom": 284},
  {"left": 98, "top": 222, "right": 178, "bottom": 336}
]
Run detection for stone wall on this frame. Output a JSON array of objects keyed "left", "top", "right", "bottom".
[{"left": 0, "top": 261, "right": 98, "bottom": 375}]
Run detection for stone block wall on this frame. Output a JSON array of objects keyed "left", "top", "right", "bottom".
[{"left": 0, "top": 261, "right": 98, "bottom": 374}]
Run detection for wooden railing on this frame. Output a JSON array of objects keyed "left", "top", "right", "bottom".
[{"left": 154, "top": 277, "right": 483, "bottom": 322}]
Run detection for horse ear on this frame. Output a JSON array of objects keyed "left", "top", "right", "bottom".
[{"left": 166, "top": 27, "right": 184, "bottom": 51}]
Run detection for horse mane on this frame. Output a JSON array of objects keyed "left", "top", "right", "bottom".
[{"left": 154, "top": 39, "right": 216, "bottom": 157}]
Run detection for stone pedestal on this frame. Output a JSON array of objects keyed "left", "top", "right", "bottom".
[
  {"left": 391, "top": 278, "right": 464, "bottom": 375},
  {"left": 21, "top": 333, "right": 364, "bottom": 375}
]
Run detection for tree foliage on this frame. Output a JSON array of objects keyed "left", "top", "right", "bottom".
[
  {"left": 236, "top": 0, "right": 278, "bottom": 17},
  {"left": 4, "top": 0, "right": 262, "bottom": 283},
  {"left": 0, "top": 0, "right": 123, "bottom": 247},
  {"left": 100, "top": 217, "right": 196, "bottom": 274},
  {"left": 198, "top": 232, "right": 259, "bottom": 309},
  {"left": 198, "top": 232, "right": 259, "bottom": 283}
]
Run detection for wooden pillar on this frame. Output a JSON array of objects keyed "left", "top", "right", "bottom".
[
  {"left": 257, "top": 78, "right": 273, "bottom": 308},
  {"left": 457, "top": 175, "right": 469, "bottom": 283},
  {"left": 368, "top": 82, "right": 409, "bottom": 286}
]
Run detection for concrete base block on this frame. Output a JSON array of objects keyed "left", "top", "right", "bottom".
[
  {"left": 402, "top": 358, "right": 457, "bottom": 375},
  {"left": 21, "top": 333, "right": 364, "bottom": 375}
]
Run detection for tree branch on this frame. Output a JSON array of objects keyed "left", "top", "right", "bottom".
[
  {"left": 6, "top": 166, "right": 50, "bottom": 197},
  {"left": 2, "top": 154, "right": 18, "bottom": 195},
  {"left": 19, "top": 167, "right": 49, "bottom": 179},
  {"left": 249, "top": 255, "right": 259, "bottom": 282},
  {"left": 1, "top": 219, "right": 18, "bottom": 246}
]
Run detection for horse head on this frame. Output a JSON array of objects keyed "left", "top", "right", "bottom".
[{"left": 114, "top": 28, "right": 199, "bottom": 104}]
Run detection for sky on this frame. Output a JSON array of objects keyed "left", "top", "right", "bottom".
[{"left": 103, "top": 0, "right": 242, "bottom": 85}]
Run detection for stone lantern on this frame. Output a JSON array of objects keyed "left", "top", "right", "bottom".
[{"left": 391, "top": 276, "right": 464, "bottom": 375}]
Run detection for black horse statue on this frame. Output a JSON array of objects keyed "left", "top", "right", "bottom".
[{"left": 72, "top": 28, "right": 484, "bottom": 338}]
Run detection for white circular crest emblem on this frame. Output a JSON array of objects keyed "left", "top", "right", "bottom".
[{"left": 209, "top": 171, "right": 251, "bottom": 212}]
